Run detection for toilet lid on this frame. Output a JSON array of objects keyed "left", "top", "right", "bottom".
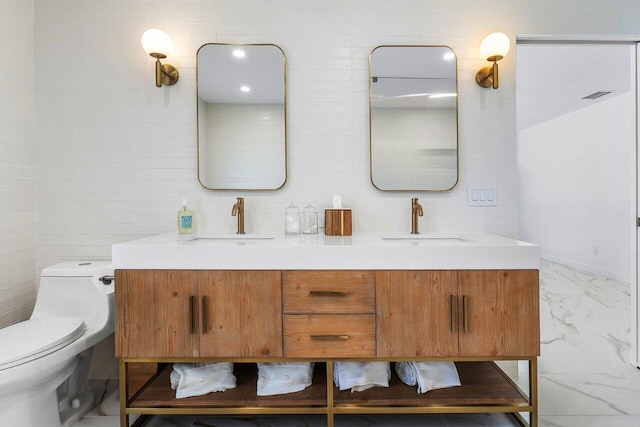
[{"left": 0, "top": 317, "right": 85, "bottom": 370}]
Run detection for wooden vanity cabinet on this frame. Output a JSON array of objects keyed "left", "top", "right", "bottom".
[
  {"left": 376, "top": 270, "right": 459, "bottom": 357},
  {"left": 198, "top": 270, "right": 282, "bottom": 357},
  {"left": 117, "top": 268, "right": 539, "bottom": 427},
  {"left": 282, "top": 270, "right": 376, "bottom": 357},
  {"left": 115, "top": 270, "right": 282, "bottom": 358},
  {"left": 458, "top": 270, "right": 540, "bottom": 357},
  {"left": 115, "top": 270, "right": 199, "bottom": 358},
  {"left": 376, "top": 270, "right": 540, "bottom": 358}
]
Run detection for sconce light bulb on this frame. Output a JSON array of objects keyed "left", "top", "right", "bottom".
[
  {"left": 480, "top": 32, "right": 510, "bottom": 62},
  {"left": 141, "top": 29, "right": 173, "bottom": 57}
]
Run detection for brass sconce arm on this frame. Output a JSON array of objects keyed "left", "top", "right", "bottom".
[
  {"left": 150, "top": 53, "right": 179, "bottom": 87},
  {"left": 475, "top": 56, "right": 502, "bottom": 89}
]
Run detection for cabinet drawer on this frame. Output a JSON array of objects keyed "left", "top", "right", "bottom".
[
  {"left": 283, "top": 270, "right": 375, "bottom": 314},
  {"left": 283, "top": 314, "right": 375, "bottom": 357}
]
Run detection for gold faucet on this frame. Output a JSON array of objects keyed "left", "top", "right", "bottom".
[
  {"left": 231, "top": 197, "right": 245, "bottom": 234},
  {"left": 411, "top": 198, "right": 423, "bottom": 235}
]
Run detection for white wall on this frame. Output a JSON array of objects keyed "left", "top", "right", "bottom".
[
  {"left": 518, "top": 90, "right": 635, "bottom": 282},
  {"left": 0, "top": 0, "right": 36, "bottom": 327},
  {"left": 1, "top": 0, "right": 633, "bottom": 321}
]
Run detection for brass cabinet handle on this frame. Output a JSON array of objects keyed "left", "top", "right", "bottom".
[
  {"left": 189, "top": 295, "right": 196, "bottom": 334},
  {"left": 310, "top": 334, "right": 349, "bottom": 341},
  {"left": 463, "top": 295, "right": 469, "bottom": 333},
  {"left": 450, "top": 295, "right": 457, "bottom": 333},
  {"left": 201, "top": 296, "right": 208, "bottom": 334},
  {"left": 309, "top": 290, "right": 349, "bottom": 297}
]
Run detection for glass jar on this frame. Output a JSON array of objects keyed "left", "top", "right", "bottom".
[
  {"left": 284, "top": 203, "right": 301, "bottom": 235},
  {"left": 302, "top": 203, "right": 318, "bottom": 234}
]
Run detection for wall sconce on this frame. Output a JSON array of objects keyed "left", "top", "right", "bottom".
[
  {"left": 141, "top": 29, "right": 179, "bottom": 87},
  {"left": 475, "top": 32, "right": 510, "bottom": 89}
]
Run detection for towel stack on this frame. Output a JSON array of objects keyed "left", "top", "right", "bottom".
[
  {"left": 333, "top": 361, "right": 390, "bottom": 392},
  {"left": 167, "top": 361, "right": 460, "bottom": 398},
  {"left": 256, "top": 362, "right": 315, "bottom": 396},
  {"left": 169, "top": 362, "right": 236, "bottom": 399},
  {"left": 395, "top": 361, "right": 461, "bottom": 393}
]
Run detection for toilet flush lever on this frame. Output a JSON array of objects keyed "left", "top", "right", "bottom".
[{"left": 98, "top": 275, "right": 115, "bottom": 285}]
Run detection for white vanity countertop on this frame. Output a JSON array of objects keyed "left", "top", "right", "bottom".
[{"left": 111, "top": 232, "right": 540, "bottom": 270}]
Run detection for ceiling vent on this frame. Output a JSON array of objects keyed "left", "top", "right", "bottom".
[{"left": 582, "top": 91, "right": 612, "bottom": 100}]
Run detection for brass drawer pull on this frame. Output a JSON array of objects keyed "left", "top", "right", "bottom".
[
  {"left": 309, "top": 290, "right": 349, "bottom": 297},
  {"left": 450, "top": 294, "right": 457, "bottom": 333},
  {"left": 463, "top": 295, "right": 469, "bottom": 333},
  {"left": 310, "top": 334, "right": 349, "bottom": 341},
  {"left": 201, "top": 296, "right": 208, "bottom": 334},
  {"left": 189, "top": 295, "right": 196, "bottom": 334}
]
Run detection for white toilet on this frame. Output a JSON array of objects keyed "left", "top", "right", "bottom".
[{"left": 0, "top": 261, "right": 115, "bottom": 427}]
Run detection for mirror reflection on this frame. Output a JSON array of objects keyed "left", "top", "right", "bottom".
[
  {"left": 369, "top": 46, "right": 458, "bottom": 191},
  {"left": 197, "top": 43, "right": 286, "bottom": 190}
]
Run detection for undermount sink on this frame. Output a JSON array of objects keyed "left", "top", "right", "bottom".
[
  {"left": 380, "top": 234, "right": 469, "bottom": 242},
  {"left": 188, "top": 234, "right": 275, "bottom": 241}
]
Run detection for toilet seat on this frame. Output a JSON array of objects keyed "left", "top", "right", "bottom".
[{"left": 0, "top": 317, "right": 85, "bottom": 370}]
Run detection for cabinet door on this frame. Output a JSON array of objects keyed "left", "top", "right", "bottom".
[
  {"left": 115, "top": 270, "right": 199, "bottom": 358},
  {"left": 376, "top": 270, "right": 458, "bottom": 357},
  {"left": 199, "top": 271, "right": 283, "bottom": 357},
  {"left": 458, "top": 270, "right": 540, "bottom": 357}
]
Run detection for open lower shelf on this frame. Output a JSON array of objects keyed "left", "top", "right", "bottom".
[
  {"left": 127, "top": 361, "right": 529, "bottom": 411},
  {"left": 334, "top": 361, "right": 529, "bottom": 408},
  {"left": 129, "top": 362, "right": 327, "bottom": 408}
]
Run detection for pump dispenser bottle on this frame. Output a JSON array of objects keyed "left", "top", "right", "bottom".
[{"left": 177, "top": 200, "right": 194, "bottom": 234}]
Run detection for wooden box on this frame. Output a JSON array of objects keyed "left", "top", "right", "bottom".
[{"left": 324, "top": 209, "right": 352, "bottom": 236}]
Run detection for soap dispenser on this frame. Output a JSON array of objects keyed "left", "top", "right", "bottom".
[{"left": 177, "top": 200, "right": 194, "bottom": 234}]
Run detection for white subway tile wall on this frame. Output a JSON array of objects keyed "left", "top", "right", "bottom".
[
  {"left": 1, "top": 1, "right": 638, "bottom": 324},
  {"left": 0, "top": 0, "right": 36, "bottom": 327}
]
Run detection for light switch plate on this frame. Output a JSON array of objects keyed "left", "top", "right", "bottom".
[{"left": 467, "top": 184, "right": 498, "bottom": 206}]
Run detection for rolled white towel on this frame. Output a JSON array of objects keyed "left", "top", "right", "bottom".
[
  {"left": 169, "top": 362, "right": 236, "bottom": 399},
  {"left": 395, "top": 361, "right": 461, "bottom": 393},
  {"left": 256, "top": 362, "right": 314, "bottom": 396},
  {"left": 395, "top": 361, "right": 418, "bottom": 387},
  {"left": 333, "top": 362, "right": 390, "bottom": 392}
]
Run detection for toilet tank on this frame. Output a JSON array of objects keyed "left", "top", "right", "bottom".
[{"left": 31, "top": 261, "right": 115, "bottom": 336}]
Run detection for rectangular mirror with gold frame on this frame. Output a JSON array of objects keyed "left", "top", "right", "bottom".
[
  {"left": 369, "top": 45, "right": 458, "bottom": 191},
  {"left": 197, "top": 43, "right": 287, "bottom": 190}
]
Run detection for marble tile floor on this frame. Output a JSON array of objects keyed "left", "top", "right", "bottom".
[{"left": 74, "top": 260, "right": 640, "bottom": 427}]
